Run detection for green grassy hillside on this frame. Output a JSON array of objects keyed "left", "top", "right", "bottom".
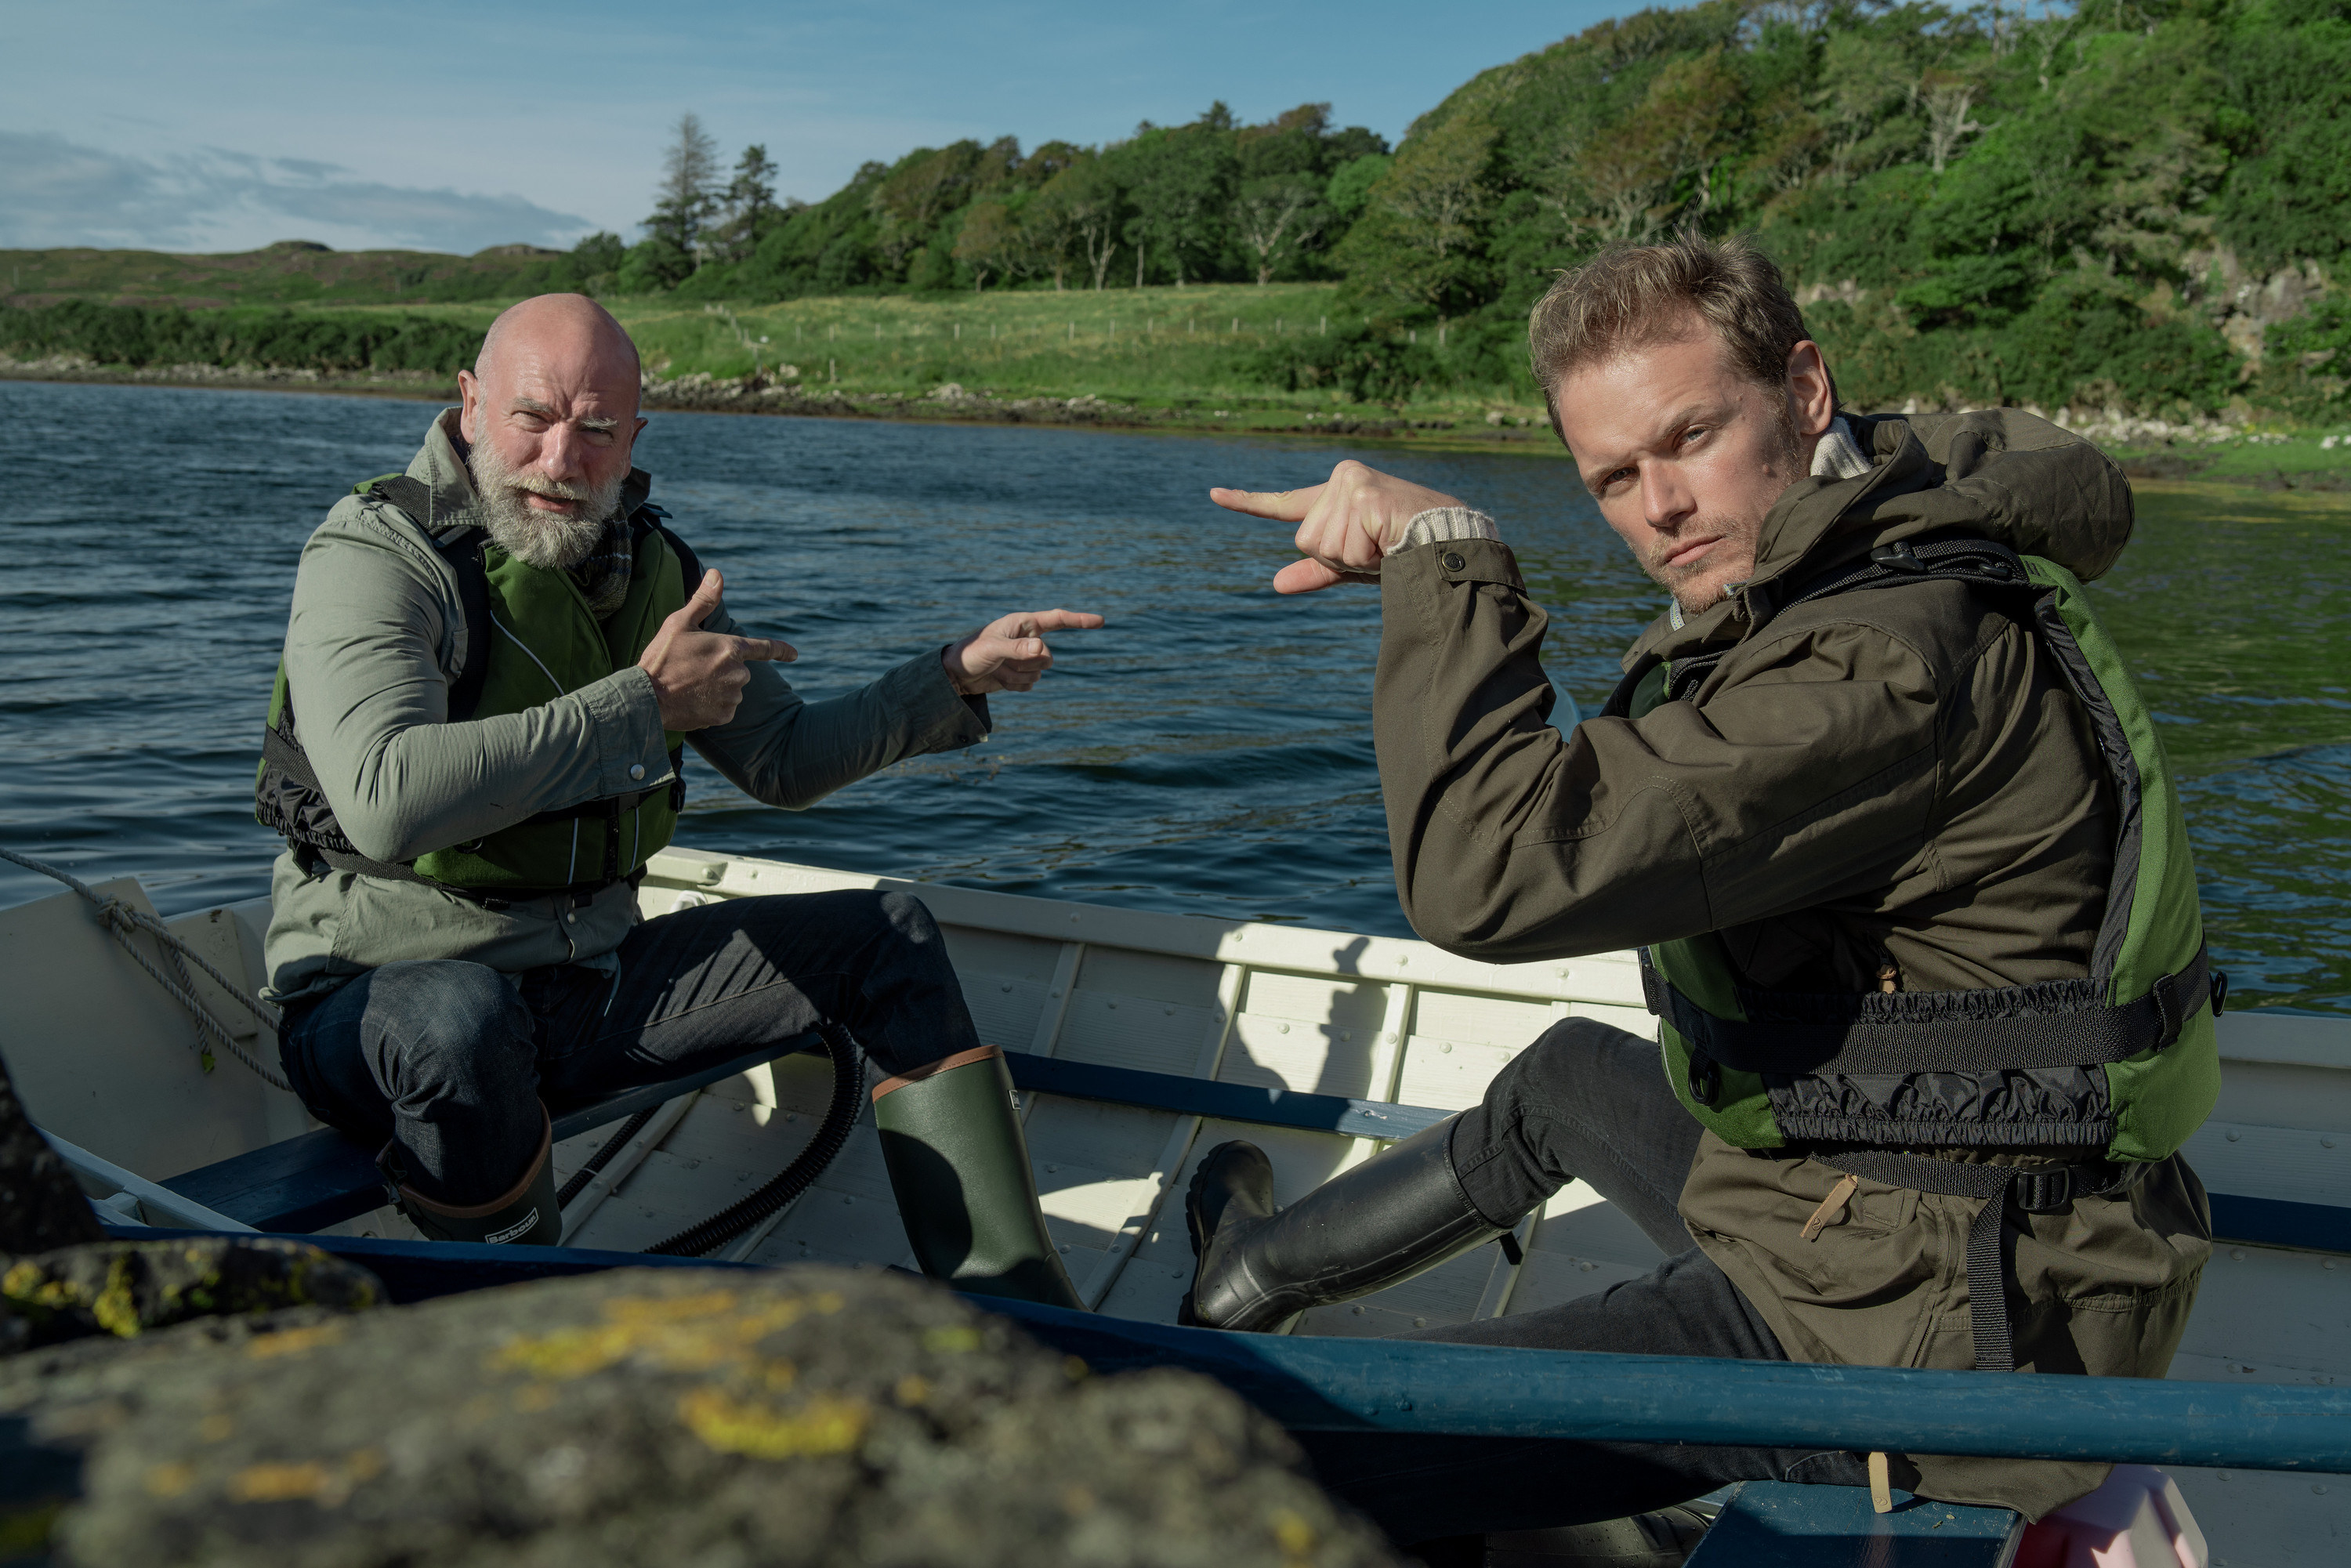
[{"left": 0, "top": 240, "right": 596, "bottom": 309}]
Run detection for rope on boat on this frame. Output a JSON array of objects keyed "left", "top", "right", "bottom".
[{"left": 1, "top": 847, "right": 292, "bottom": 1092}]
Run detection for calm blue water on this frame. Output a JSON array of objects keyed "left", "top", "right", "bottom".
[{"left": 2, "top": 379, "right": 2343, "bottom": 1014}]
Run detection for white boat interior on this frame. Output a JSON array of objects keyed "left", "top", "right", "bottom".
[{"left": 5, "top": 846, "right": 2345, "bottom": 1566}]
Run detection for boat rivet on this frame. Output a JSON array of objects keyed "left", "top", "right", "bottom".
[
  {"left": 1108, "top": 1001, "right": 1118, "bottom": 1010},
  {"left": 2231, "top": 1248, "right": 2246, "bottom": 1261},
  {"left": 1046, "top": 1164, "right": 1058, "bottom": 1173},
  {"left": 1351, "top": 1305, "right": 1365, "bottom": 1316},
  {"left": 2226, "top": 1129, "right": 2241, "bottom": 1142},
  {"left": 1440, "top": 1042, "right": 1453, "bottom": 1054},
  {"left": 2325, "top": 1138, "right": 2338, "bottom": 1149},
  {"left": 1052, "top": 989, "right": 1062, "bottom": 998},
  {"left": 1280, "top": 1023, "right": 1291, "bottom": 1034},
  {"left": 1058, "top": 1244, "right": 1070, "bottom": 1254},
  {"left": 1342, "top": 1031, "right": 1352, "bottom": 1041},
  {"left": 1001, "top": 983, "right": 1012, "bottom": 993},
  {"left": 1412, "top": 1318, "right": 1426, "bottom": 1328},
  {"left": 842, "top": 1197, "right": 853, "bottom": 1206},
  {"left": 2318, "top": 1485, "right": 2331, "bottom": 1495},
  {"left": 1070, "top": 914, "right": 1079, "bottom": 922}
]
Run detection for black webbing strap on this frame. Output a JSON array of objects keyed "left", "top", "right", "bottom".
[
  {"left": 1818, "top": 1150, "right": 2141, "bottom": 1371},
  {"left": 360, "top": 476, "right": 494, "bottom": 722},
  {"left": 1641, "top": 945, "right": 2212, "bottom": 1076}
]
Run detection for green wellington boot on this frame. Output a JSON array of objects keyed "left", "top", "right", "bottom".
[
  {"left": 384, "top": 1103, "right": 563, "bottom": 1247},
  {"left": 872, "top": 1045, "right": 1085, "bottom": 1309}
]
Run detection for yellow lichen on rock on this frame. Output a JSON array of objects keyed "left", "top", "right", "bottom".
[
  {"left": 142, "top": 1464, "right": 195, "bottom": 1500},
  {"left": 225, "top": 1449, "right": 385, "bottom": 1508},
  {"left": 245, "top": 1320, "right": 348, "bottom": 1360},
  {"left": 492, "top": 1290, "right": 812, "bottom": 1381},
  {"left": 676, "top": 1389, "right": 869, "bottom": 1460},
  {"left": 1273, "top": 1508, "right": 1318, "bottom": 1565}
]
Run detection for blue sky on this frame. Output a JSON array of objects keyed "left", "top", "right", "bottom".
[{"left": 2, "top": 0, "right": 1646, "bottom": 255}]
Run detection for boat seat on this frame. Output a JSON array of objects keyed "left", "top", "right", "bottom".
[
  {"left": 1681, "top": 1481, "right": 2022, "bottom": 1565},
  {"left": 158, "top": 1037, "right": 837, "bottom": 1233},
  {"left": 157, "top": 1041, "right": 1456, "bottom": 1234}
]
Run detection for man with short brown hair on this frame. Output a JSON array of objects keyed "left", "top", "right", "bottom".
[{"left": 1188, "top": 236, "right": 2217, "bottom": 1544}]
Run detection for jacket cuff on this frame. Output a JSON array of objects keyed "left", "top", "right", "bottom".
[
  {"left": 884, "top": 647, "right": 993, "bottom": 754},
  {"left": 580, "top": 666, "right": 679, "bottom": 793},
  {"left": 1385, "top": 534, "right": 1526, "bottom": 592},
  {"left": 1389, "top": 507, "right": 1502, "bottom": 554}
]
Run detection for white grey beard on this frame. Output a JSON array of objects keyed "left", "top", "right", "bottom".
[{"left": 465, "top": 440, "right": 623, "bottom": 571}]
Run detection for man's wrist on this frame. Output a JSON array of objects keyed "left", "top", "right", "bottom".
[{"left": 940, "top": 642, "right": 980, "bottom": 697}]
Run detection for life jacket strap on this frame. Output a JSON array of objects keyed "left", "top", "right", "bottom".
[
  {"left": 1815, "top": 1149, "right": 2143, "bottom": 1371},
  {"left": 1640, "top": 945, "right": 2213, "bottom": 1076}
]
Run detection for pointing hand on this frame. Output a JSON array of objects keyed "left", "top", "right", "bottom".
[
  {"left": 943, "top": 609, "right": 1106, "bottom": 696},
  {"left": 636, "top": 570, "right": 796, "bottom": 730},
  {"left": 1211, "top": 459, "right": 1465, "bottom": 594}
]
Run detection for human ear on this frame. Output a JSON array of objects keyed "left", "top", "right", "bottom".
[{"left": 1784, "top": 342, "right": 1835, "bottom": 439}]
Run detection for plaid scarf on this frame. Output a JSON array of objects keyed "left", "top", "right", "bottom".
[{"left": 568, "top": 512, "right": 636, "bottom": 621}]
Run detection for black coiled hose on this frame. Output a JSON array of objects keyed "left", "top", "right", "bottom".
[{"left": 643, "top": 1024, "right": 865, "bottom": 1258}]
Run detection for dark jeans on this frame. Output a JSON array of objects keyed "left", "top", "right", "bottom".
[
  {"left": 278, "top": 889, "right": 979, "bottom": 1204},
  {"left": 1292, "top": 1019, "right": 1870, "bottom": 1545}
]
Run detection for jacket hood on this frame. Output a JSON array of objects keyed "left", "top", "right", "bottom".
[{"left": 1627, "top": 408, "right": 2134, "bottom": 667}]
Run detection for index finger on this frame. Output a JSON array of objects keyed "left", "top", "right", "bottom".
[
  {"left": 733, "top": 636, "right": 798, "bottom": 664},
  {"left": 1022, "top": 609, "right": 1106, "bottom": 632},
  {"left": 1208, "top": 483, "right": 1323, "bottom": 521}
]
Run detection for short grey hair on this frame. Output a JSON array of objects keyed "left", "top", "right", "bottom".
[{"left": 1527, "top": 234, "right": 1833, "bottom": 425}]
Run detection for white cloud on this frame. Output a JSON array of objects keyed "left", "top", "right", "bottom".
[{"left": 0, "top": 130, "right": 595, "bottom": 255}]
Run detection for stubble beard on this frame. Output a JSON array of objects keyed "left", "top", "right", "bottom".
[
  {"left": 466, "top": 438, "right": 624, "bottom": 571},
  {"left": 1647, "top": 401, "right": 1808, "bottom": 614}
]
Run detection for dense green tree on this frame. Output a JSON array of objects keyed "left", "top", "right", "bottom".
[
  {"left": 1112, "top": 114, "right": 1240, "bottom": 285},
  {"left": 710, "top": 145, "right": 787, "bottom": 264}
]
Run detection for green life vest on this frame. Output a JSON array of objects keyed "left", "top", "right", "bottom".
[
  {"left": 1621, "top": 537, "right": 2222, "bottom": 1166},
  {"left": 254, "top": 473, "right": 697, "bottom": 905}
]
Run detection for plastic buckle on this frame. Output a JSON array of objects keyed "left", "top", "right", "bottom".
[
  {"left": 2012, "top": 1168, "right": 2077, "bottom": 1214},
  {"left": 1868, "top": 541, "right": 1927, "bottom": 574}
]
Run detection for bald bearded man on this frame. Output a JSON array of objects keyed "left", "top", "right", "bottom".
[{"left": 255, "top": 295, "right": 1099, "bottom": 1305}]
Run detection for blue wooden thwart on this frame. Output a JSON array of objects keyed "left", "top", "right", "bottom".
[
  {"left": 101, "top": 1226, "right": 2351, "bottom": 1476},
  {"left": 1683, "top": 1483, "right": 2023, "bottom": 1567},
  {"left": 154, "top": 1052, "right": 2346, "bottom": 1252}
]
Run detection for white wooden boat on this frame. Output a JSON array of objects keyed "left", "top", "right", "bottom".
[{"left": 5, "top": 846, "right": 2346, "bottom": 1564}]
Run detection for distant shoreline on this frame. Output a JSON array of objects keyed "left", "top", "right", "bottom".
[
  {"left": 11, "top": 362, "right": 2349, "bottom": 489},
  {"left": 0, "top": 361, "right": 1569, "bottom": 455}
]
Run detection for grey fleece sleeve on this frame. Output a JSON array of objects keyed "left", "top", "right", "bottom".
[
  {"left": 686, "top": 599, "right": 991, "bottom": 809},
  {"left": 283, "top": 505, "right": 675, "bottom": 864}
]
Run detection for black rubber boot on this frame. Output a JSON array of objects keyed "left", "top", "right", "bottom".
[
  {"left": 872, "top": 1045, "right": 1085, "bottom": 1310},
  {"left": 384, "top": 1103, "right": 563, "bottom": 1247},
  {"left": 1181, "top": 1117, "right": 1509, "bottom": 1332}
]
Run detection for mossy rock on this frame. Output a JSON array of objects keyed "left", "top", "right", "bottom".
[
  {"left": 1, "top": 1238, "right": 383, "bottom": 1350},
  {"left": 9, "top": 1264, "right": 1400, "bottom": 1568}
]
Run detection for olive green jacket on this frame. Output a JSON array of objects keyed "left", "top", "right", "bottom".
[
  {"left": 262, "top": 410, "right": 989, "bottom": 1002},
  {"left": 1373, "top": 411, "right": 2210, "bottom": 1519}
]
